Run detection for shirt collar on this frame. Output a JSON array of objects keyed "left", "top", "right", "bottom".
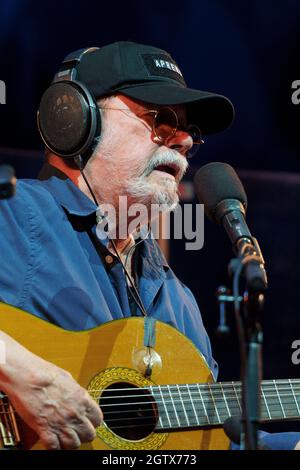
[
  {"left": 142, "top": 236, "right": 169, "bottom": 269},
  {"left": 38, "top": 163, "right": 97, "bottom": 217},
  {"left": 38, "top": 163, "right": 169, "bottom": 268}
]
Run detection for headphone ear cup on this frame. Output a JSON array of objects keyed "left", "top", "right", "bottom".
[{"left": 37, "top": 81, "right": 101, "bottom": 158}]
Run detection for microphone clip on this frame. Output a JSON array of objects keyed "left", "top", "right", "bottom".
[{"left": 215, "top": 285, "right": 243, "bottom": 337}]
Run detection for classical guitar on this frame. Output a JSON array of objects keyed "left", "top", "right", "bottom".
[{"left": 0, "top": 303, "right": 299, "bottom": 450}]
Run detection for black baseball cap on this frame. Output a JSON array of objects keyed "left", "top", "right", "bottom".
[{"left": 73, "top": 41, "right": 234, "bottom": 136}]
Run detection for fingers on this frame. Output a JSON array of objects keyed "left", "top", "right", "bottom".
[
  {"left": 58, "top": 427, "right": 82, "bottom": 450},
  {"left": 72, "top": 416, "right": 97, "bottom": 443},
  {"left": 85, "top": 397, "right": 103, "bottom": 428},
  {"left": 9, "top": 357, "right": 103, "bottom": 450},
  {"left": 40, "top": 431, "right": 61, "bottom": 450},
  {"left": 40, "top": 401, "right": 101, "bottom": 450},
  {"left": 40, "top": 419, "right": 95, "bottom": 450},
  {"left": 56, "top": 415, "right": 98, "bottom": 449}
]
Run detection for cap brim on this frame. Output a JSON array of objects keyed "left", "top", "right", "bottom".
[{"left": 118, "top": 83, "right": 234, "bottom": 136}]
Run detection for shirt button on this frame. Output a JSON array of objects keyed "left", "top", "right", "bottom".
[{"left": 105, "top": 255, "right": 114, "bottom": 264}]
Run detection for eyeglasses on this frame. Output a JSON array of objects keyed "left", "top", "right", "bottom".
[{"left": 99, "top": 106, "right": 204, "bottom": 158}]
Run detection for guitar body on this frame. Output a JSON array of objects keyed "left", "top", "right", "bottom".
[{"left": 0, "top": 303, "right": 229, "bottom": 450}]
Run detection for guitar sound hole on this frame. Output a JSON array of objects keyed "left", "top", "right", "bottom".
[{"left": 99, "top": 382, "right": 158, "bottom": 441}]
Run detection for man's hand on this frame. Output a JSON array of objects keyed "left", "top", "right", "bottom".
[{"left": 0, "top": 332, "right": 102, "bottom": 449}]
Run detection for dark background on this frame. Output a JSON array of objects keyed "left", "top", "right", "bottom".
[{"left": 1, "top": 0, "right": 300, "bottom": 433}]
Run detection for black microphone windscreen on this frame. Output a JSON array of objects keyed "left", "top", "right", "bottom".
[{"left": 193, "top": 162, "right": 248, "bottom": 223}]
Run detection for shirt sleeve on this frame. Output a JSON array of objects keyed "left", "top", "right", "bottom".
[
  {"left": 0, "top": 184, "right": 35, "bottom": 308},
  {"left": 259, "top": 431, "right": 300, "bottom": 450},
  {"left": 231, "top": 430, "right": 300, "bottom": 450},
  {"left": 179, "top": 281, "right": 219, "bottom": 380}
]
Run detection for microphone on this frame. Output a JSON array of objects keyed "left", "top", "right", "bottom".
[{"left": 194, "top": 162, "right": 268, "bottom": 293}]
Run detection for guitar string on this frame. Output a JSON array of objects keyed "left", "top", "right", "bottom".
[
  {"left": 2, "top": 380, "right": 300, "bottom": 399},
  {"left": 1, "top": 392, "right": 299, "bottom": 410},
  {"left": 0, "top": 402, "right": 299, "bottom": 421},
  {"left": 1, "top": 386, "right": 300, "bottom": 402},
  {"left": 96, "top": 393, "right": 300, "bottom": 404},
  {"left": 0, "top": 400, "right": 300, "bottom": 418},
  {"left": 99, "top": 409, "right": 299, "bottom": 421},
  {"left": 2, "top": 409, "right": 297, "bottom": 434},
  {"left": 2, "top": 388, "right": 300, "bottom": 407},
  {"left": 0, "top": 415, "right": 297, "bottom": 433},
  {"left": 1, "top": 379, "right": 299, "bottom": 430},
  {"left": 92, "top": 407, "right": 298, "bottom": 426},
  {"left": 1, "top": 383, "right": 300, "bottom": 422},
  {"left": 0, "top": 410, "right": 248, "bottom": 433},
  {"left": 97, "top": 398, "right": 300, "bottom": 417},
  {"left": 92, "top": 383, "right": 300, "bottom": 400},
  {"left": 98, "top": 414, "right": 299, "bottom": 431},
  {"left": 1, "top": 391, "right": 299, "bottom": 413},
  {"left": 90, "top": 384, "right": 300, "bottom": 394},
  {"left": 0, "top": 408, "right": 298, "bottom": 429},
  {"left": 101, "top": 399, "right": 300, "bottom": 418},
  {"left": 1, "top": 403, "right": 299, "bottom": 434},
  {"left": 91, "top": 385, "right": 300, "bottom": 399},
  {"left": 89, "top": 378, "right": 300, "bottom": 390},
  {"left": 71, "top": 379, "right": 300, "bottom": 393},
  {"left": 91, "top": 389, "right": 300, "bottom": 403},
  {"left": 1, "top": 394, "right": 300, "bottom": 418}
]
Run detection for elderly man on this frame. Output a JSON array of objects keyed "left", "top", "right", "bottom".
[{"left": 0, "top": 41, "right": 298, "bottom": 451}]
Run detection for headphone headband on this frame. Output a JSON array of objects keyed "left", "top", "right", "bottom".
[{"left": 54, "top": 47, "right": 99, "bottom": 82}]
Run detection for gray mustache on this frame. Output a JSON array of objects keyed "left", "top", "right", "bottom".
[{"left": 143, "top": 150, "right": 188, "bottom": 179}]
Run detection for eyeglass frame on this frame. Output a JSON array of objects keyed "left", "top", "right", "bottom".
[{"left": 98, "top": 105, "right": 204, "bottom": 157}]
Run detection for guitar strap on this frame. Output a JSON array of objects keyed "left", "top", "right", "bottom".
[{"left": 144, "top": 317, "right": 157, "bottom": 348}]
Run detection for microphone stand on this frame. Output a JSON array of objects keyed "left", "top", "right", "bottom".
[
  {"left": 243, "top": 287, "right": 264, "bottom": 450},
  {"left": 229, "top": 237, "right": 267, "bottom": 450}
]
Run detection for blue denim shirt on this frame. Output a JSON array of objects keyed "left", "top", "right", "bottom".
[{"left": 0, "top": 165, "right": 217, "bottom": 379}]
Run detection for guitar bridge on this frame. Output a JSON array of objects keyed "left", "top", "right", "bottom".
[{"left": 0, "top": 392, "right": 21, "bottom": 449}]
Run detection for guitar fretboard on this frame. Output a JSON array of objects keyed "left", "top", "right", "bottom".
[{"left": 149, "top": 379, "right": 300, "bottom": 430}]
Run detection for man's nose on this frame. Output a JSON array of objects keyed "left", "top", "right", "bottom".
[{"left": 164, "top": 130, "right": 193, "bottom": 156}]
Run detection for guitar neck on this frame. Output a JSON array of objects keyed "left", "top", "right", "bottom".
[{"left": 150, "top": 379, "right": 300, "bottom": 431}]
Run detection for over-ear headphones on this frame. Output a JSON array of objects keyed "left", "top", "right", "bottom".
[{"left": 37, "top": 47, "right": 101, "bottom": 163}]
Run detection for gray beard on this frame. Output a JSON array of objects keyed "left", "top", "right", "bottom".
[
  {"left": 125, "top": 148, "right": 188, "bottom": 212},
  {"left": 126, "top": 175, "right": 179, "bottom": 211}
]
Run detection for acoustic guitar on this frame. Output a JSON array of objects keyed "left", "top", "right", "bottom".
[{"left": 0, "top": 303, "right": 299, "bottom": 450}]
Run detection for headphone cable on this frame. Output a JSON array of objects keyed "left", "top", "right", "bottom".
[{"left": 75, "top": 155, "right": 149, "bottom": 318}]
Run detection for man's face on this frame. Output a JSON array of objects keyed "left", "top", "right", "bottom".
[{"left": 87, "top": 93, "right": 193, "bottom": 211}]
